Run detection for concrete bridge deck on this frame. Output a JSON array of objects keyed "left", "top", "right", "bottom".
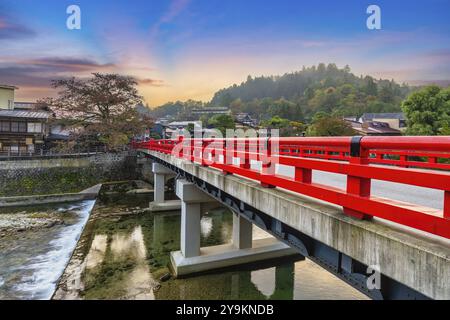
[{"left": 141, "top": 149, "right": 450, "bottom": 300}]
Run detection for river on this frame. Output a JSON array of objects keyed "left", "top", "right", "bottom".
[
  {"left": 0, "top": 193, "right": 368, "bottom": 300},
  {"left": 64, "top": 194, "right": 368, "bottom": 300},
  {"left": 0, "top": 200, "right": 95, "bottom": 299}
]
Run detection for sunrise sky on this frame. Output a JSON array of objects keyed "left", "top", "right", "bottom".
[{"left": 0, "top": 0, "right": 449, "bottom": 107}]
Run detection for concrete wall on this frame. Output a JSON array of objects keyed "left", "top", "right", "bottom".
[
  {"left": 0, "top": 87, "right": 14, "bottom": 109},
  {"left": 0, "top": 153, "right": 138, "bottom": 196},
  {"left": 146, "top": 150, "right": 450, "bottom": 300}
]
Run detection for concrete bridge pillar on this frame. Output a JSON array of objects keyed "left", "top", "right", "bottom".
[
  {"left": 176, "top": 179, "right": 214, "bottom": 257},
  {"left": 149, "top": 163, "right": 181, "bottom": 212},
  {"left": 170, "top": 179, "right": 298, "bottom": 277},
  {"left": 232, "top": 214, "right": 252, "bottom": 249}
]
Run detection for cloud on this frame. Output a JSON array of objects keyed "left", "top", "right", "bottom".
[
  {"left": 0, "top": 57, "right": 116, "bottom": 88},
  {"left": 138, "top": 78, "right": 166, "bottom": 87},
  {"left": 19, "top": 57, "right": 115, "bottom": 72},
  {"left": 160, "top": 0, "right": 190, "bottom": 23},
  {"left": 150, "top": 0, "right": 191, "bottom": 38},
  {"left": 0, "top": 15, "right": 36, "bottom": 40}
]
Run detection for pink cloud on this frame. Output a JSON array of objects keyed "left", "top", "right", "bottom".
[{"left": 139, "top": 78, "right": 166, "bottom": 87}]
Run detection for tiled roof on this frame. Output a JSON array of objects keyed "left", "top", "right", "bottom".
[
  {"left": 0, "top": 109, "right": 50, "bottom": 119},
  {"left": 0, "top": 84, "right": 17, "bottom": 90},
  {"left": 361, "top": 113, "right": 405, "bottom": 120}
]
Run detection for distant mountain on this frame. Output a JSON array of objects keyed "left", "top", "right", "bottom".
[
  {"left": 152, "top": 64, "right": 420, "bottom": 122},
  {"left": 210, "top": 63, "right": 412, "bottom": 120}
]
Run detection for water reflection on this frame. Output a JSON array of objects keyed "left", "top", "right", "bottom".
[
  {"left": 200, "top": 216, "right": 213, "bottom": 238},
  {"left": 82, "top": 225, "right": 159, "bottom": 299},
  {"left": 79, "top": 199, "right": 368, "bottom": 300},
  {"left": 85, "top": 235, "right": 107, "bottom": 270},
  {"left": 162, "top": 263, "right": 296, "bottom": 300},
  {"left": 251, "top": 267, "right": 276, "bottom": 298},
  {"left": 110, "top": 226, "right": 147, "bottom": 259}
]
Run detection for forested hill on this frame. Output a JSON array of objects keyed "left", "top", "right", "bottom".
[{"left": 210, "top": 63, "right": 412, "bottom": 120}]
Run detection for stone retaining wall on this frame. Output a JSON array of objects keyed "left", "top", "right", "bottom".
[{"left": 0, "top": 153, "right": 138, "bottom": 196}]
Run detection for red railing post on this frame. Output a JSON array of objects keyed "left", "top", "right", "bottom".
[
  {"left": 240, "top": 138, "right": 251, "bottom": 170},
  {"left": 176, "top": 136, "right": 183, "bottom": 158},
  {"left": 445, "top": 191, "right": 450, "bottom": 219},
  {"left": 295, "top": 166, "right": 312, "bottom": 184},
  {"left": 400, "top": 154, "right": 409, "bottom": 168},
  {"left": 222, "top": 138, "right": 234, "bottom": 175},
  {"left": 201, "top": 139, "right": 208, "bottom": 166},
  {"left": 189, "top": 139, "right": 194, "bottom": 162},
  {"left": 261, "top": 138, "right": 276, "bottom": 188},
  {"left": 344, "top": 136, "right": 373, "bottom": 220}
]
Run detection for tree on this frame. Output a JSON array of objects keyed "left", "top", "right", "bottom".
[
  {"left": 46, "top": 73, "right": 147, "bottom": 149},
  {"left": 306, "top": 114, "right": 356, "bottom": 136},
  {"left": 364, "top": 76, "right": 378, "bottom": 96},
  {"left": 402, "top": 85, "right": 450, "bottom": 135},
  {"left": 207, "top": 114, "right": 235, "bottom": 135},
  {"left": 262, "top": 116, "right": 290, "bottom": 129},
  {"left": 261, "top": 116, "right": 306, "bottom": 136}
]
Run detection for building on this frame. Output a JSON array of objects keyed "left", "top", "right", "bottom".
[
  {"left": 0, "top": 85, "right": 17, "bottom": 110},
  {"left": 168, "top": 121, "right": 202, "bottom": 129},
  {"left": 346, "top": 119, "right": 402, "bottom": 136},
  {"left": 0, "top": 109, "right": 50, "bottom": 154},
  {"left": 360, "top": 113, "right": 406, "bottom": 131},
  {"left": 0, "top": 85, "right": 55, "bottom": 154},
  {"left": 235, "top": 113, "right": 258, "bottom": 127},
  {"left": 14, "top": 101, "right": 39, "bottom": 110},
  {"left": 192, "top": 107, "right": 230, "bottom": 115}
]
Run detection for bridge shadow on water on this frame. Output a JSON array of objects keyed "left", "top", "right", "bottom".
[{"left": 79, "top": 193, "right": 368, "bottom": 300}]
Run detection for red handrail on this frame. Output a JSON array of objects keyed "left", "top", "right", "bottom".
[{"left": 132, "top": 136, "right": 450, "bottom": 239}]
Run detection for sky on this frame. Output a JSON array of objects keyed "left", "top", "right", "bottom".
[{"left": 0, "top": 0, "right": 449, "bottom": 107}]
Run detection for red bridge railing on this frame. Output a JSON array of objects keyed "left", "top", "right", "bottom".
[{"left": 132, "top": 136, "right": 450, "bottom": 239}]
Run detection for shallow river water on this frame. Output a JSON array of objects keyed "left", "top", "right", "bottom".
[
  {"left": 76, "top": 194, "right": 368, "bottom": 300},
  {"left": 0, "top": 201, "right": 95, "bottom": 299}
]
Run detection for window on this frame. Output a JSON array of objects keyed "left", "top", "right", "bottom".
[
  {"left": 10, "top": 145, "right": 18, "bottom": 153},
  {"left": 19, "top": 122, "right": 26, "bottom": 132},
  {"left": 27, "top": 122, "right": 42, "bottom": 133},
  {"left": 0, "top": 121, "right": 10, "bottom": 132},
  {"left": 11, "top": 122, "right": 27, "bottom": 133}
]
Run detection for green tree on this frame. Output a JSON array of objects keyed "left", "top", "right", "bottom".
[
  {"left": 401, "top": 85, "right": 450, "bottom": 135},
  {"left": 208, "top": 114, "right": 235, "bottom": 135},
  {"left": 261, "top": 116, "right": 306, "bottom": 136},
  {"left": 364, "top": 76, "right": 378, "bottom": 96},
  {"left": 306, "top": 114, "right": 356, "bottom": 136}
]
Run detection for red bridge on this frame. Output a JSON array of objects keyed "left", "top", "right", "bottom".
[{"left": 133, "top": 136, "right": 450, "bottom": 239}]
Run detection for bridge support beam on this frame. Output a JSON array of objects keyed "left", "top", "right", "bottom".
[
  {"left": 149, "top": 163, "right": 181, "bottom": 212},
  {"left": 170, "top": 179, "right": 298, "bottom": 277}
]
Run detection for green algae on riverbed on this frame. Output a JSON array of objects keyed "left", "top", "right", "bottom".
[
  {"left": 79, "top": 203, "right": 234, "bottom": 299},
  {"left": 63, "top": 193, "right": 367, "bottom": 300}
]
